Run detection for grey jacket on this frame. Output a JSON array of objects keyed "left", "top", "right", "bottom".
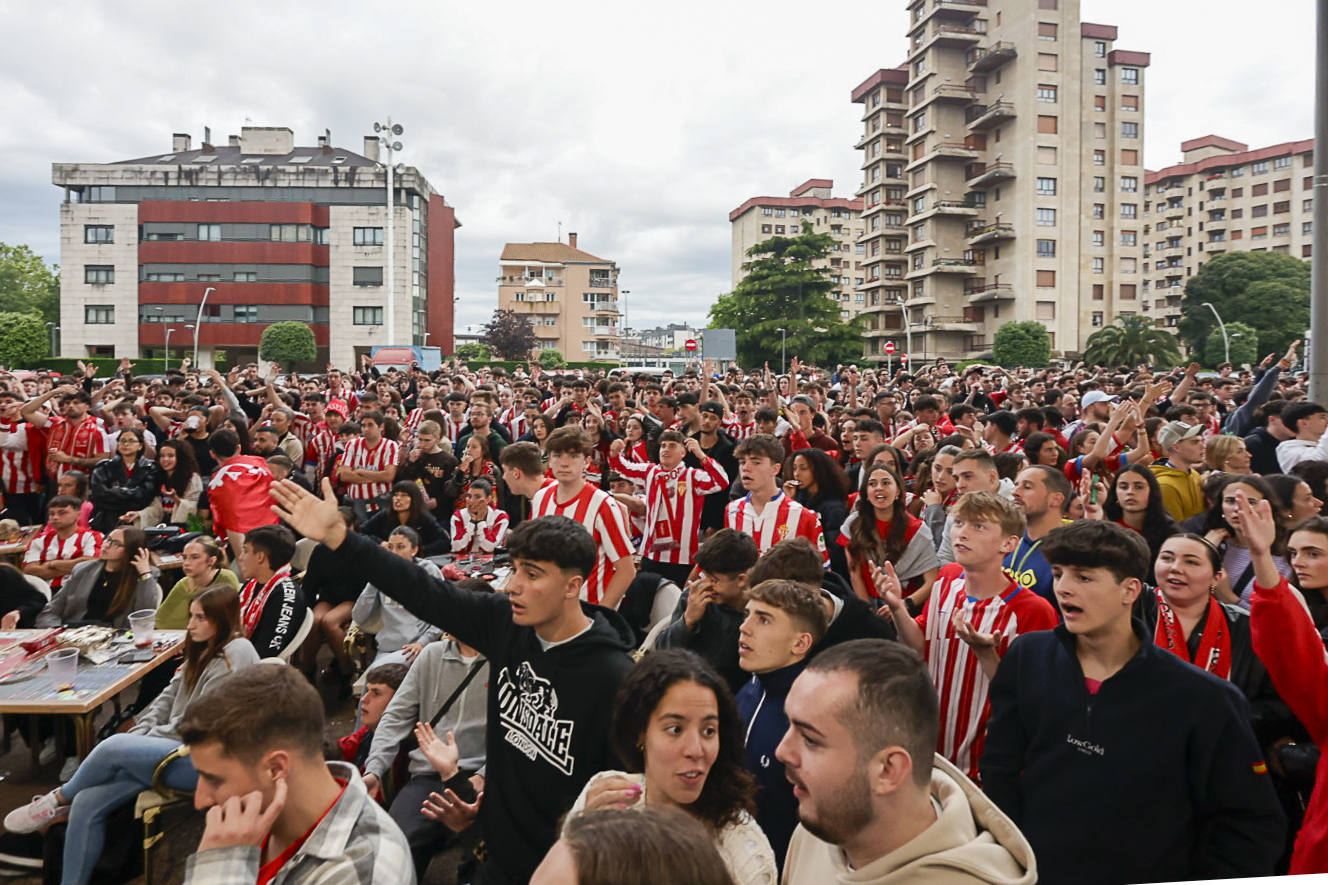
[
  {"left": 36, "top": 559, "right": 161, "bottom": 629},
  {"left": 351, "top": 559, "right": 444, "bottom": 654},
  {"left": 364, "top": 638, "right": 488, "bottom": 780},
  {"left": 130, "top": 637, "right": 259, "bottom": 741}
]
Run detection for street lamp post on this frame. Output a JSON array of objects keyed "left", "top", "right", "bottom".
[
  {"left": 1202, "top": 301, "right": 1230, "bottom": 365},
  {"left": 620, "top": 290, "right": 631, "bottom": 368},
  {"left": 45, "top": 322, "right": 56, "bottom": 357},
  {"left": 778, "top": 328, "right": 788, "bottom": 375},
  {"left": 164, "top": 328, "right": 176, "bottom": 374},
  {"left": 371, "top": 119, "right": 405, "bottom": 346},
  {"left": 194, "top": 287, "right": 215, "bottom": 367}
]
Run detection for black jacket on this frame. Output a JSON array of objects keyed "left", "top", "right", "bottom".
[
  {"left": 89, "top": 456, "right": 164, "bottom": 533},
  {"left": 687, "top": 430, "right": 737, "bottom": 533},
  {"left": 1244, "top": 427, "right": 1285, "bottom": 477},
  {"left": 359, "top": 509, "right": 450, "bottom": 557},
  {"left": 736, "top": 660, "right": 806, "bottom": 869},
  {"left": 982, "top": 622, "right": 1285, "bottom": 885},
  {"left": 327, "top": 531, "right": 636, "bottom": 883},
  {"left": 656, "top": 592, "right": 747, "bottom": 694},
  {"left": 243, "top": 571, "right": 307, "bottom": 659}
]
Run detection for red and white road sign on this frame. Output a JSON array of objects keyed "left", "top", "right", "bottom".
[
  {"left": 684, "top": 339, "right": 698, "bottom": 352},
  {"left": 884, "top": 341, "right": 896, "bottom": 355}
]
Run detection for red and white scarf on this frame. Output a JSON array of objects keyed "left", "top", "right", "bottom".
[
  {"left": 239, "top": 565, "right": 291, "bottom": 639},
  {"left": 1154, "top": 588, "right": 1231, "bottom": 679}
]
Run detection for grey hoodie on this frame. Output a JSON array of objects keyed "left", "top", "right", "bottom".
[
  {"left": 363, "top": 638, "right": 488, "bottom": 780},
  {"left": 352, "top": 558, "right": 444, "bottom": 660}
]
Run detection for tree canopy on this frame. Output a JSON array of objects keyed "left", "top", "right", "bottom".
[
  {"left": 482, "top": 309, "right": 538, "bottom": 360},
  {"left": 538, "top": 348, "right": 566, "bottom": 368},
  {"left": 0, "top": 312, "right": 48, "bottom": 367},
  {"left": 1082, "top": 314, "right": 1183, "bottom": 368},
  {"left": 992, "top": 321, "right": 1051, "bottom": 368},
  {"left": 0, "top": 243, "right": 59, "bottom": 324},
  {"left": 709, "top": 231, "right": 863, "bottom": 368},
  {"left": 1203, "top": 320, "right": 1259, "bottom": 368},
  {"left": 454, "top": 341, "right": 491, "bottom": 361},
  {"left": 258, "top": 321, "right": 316, "bottom": 370},
  {"left": 1180, "top": 251, "right": 1309, "bottom": 358}
]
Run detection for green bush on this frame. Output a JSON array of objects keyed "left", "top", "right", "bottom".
[
  {"left": 0, "top": 312, "right": 48, "bottom": 368},
  {"left": 259, "top": 322, "right": 317, "bottom": 371},
  {"left": 538, "top": 348, "right": 566, "bottom": 369}
]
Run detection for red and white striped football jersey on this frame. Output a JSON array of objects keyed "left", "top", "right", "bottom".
[
  {"left": 450, "top": 507, "right": 511, "bottom": 554},
  {"left": 46, "top": 415, "right": 107, "bottom": 478},
  {"left": 918, "top": 562, "right": 1058, "bottom": 780},
  {"left": 305, "top": 426, "right": 337, "bottom": 483},
  {"left": 288, "top": 412, "right": 311, "bottom": 447},
  {"left": 441, "top": 414, "right": 468, "bottom": 447},
  {"left": 724, "top": 492, "right": 828, "bottom": 563},
  {"left": 24, "top": 529, "right": 103, "bottom": 589},
  {"left": 529, "top": 482, "right": 634, "bottom": 606},
  {"left": 339, "top": 436, "right": 401, "bottom": 500},
  {"left": 610, "top": 454, "right": 728, "bottom": 564},
  {"left": 0, "top": 421, "right": 44, "bottom": 495},
  {"left": 722, "top": 416, "right": 758, "bottom": 441}
]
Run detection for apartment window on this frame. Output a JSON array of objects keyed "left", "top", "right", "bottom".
[
  {"left": 1274, "top": 223, "right": 1291, "bottom": 237},
  {"left": 234, "top": 306, "right": 258, "bottom": 322},
  {"left": 1038, "top": 0, "right": 1057, "bottom": 7},
  {"left": 1120, "top": 284, "right": 1137, "bottom": 300},
  {"left": 144, "top": 272, "right": 185, "bottom": 282},
  {"left": 1092, "top": 40, "right": 1107, "bottom": 57},
  {"left": 192, "top": 223, "right": 221, "bottom": 242},
  {"left": 1121, "top": 148, "right": 1139, "bottom": 165},
  {"left": 1036, "top": 208, "right": 1057, "bottom": 226},
  {"left": 1274, "top": 201, "right": 1290, "bottom": 214},
  {"left": 353, "top": 227, "right": 384, "bottom": 246},
  {"left": 1251, "top": 226, "right": 1269, "bottom": 240},
  {"left": 1305, "top": 221, "right": 1315, "bottom": 235},
  {"left": 1092, "top": 230, "right": 1104, "bottom": 246},
  {"left": 348, "top": 307, "right": 378, "bottom": 325},
  {"left": 233, "top": 271, "right": 257, "bottom": 282},
  {"left": 83, "top": 225, "right": 113, "bottom": 244},
  {"left": 1121, "top": 67, "right": 1140, "bottom": 84},
  {"left": 1121, "top": 176, "right": 1138, "bottom": 192},
  {"left": 912, "top": 196, "right": 927, "bottom": 213},
  {"left": 1231, "top": 166, "right": 1245, "bottom": 177},
  {"left": 1037, "top": 85, "right": 1057, "bottom": 103},
  {"left": 760, "top": 224, "right": 772, "bottom": 234},
  {"left": 1252, "top": 182, "right": 1269, "bottom": 197},
  {"left": 270, "top": 223, "right": 309, "bottom": 242},
  {"left": 1036, "top": 270, "right": 1056, "bottom": 287},
  {"left": 1037, "top": 53, "right": 1058, "bottom": 72},
  {"left": 774, "top": 209, "right": 785, "bottom": 217},
  {"left": 1121, "top": 230, "right": 1137, "bottom": 246},
  {"left": 1094, "top": 95, "right": 1106, "bottom": 112},
  {"left": 1232, "top": 208, "right": 1244, "bottom": 219},
  {"left": 84, "top": 265, "right": 114, "bottom": 284},
  {"left": 1092, "top": 176, "right": 1105, "bottom": 193},
  {"left": 1092, "top": 257, "right": 1104, "bottom": 273},
  {"left": 1252, "top": 205, "right": 1268, "bottom": 218},
  {"left": 1121, "top": 204, "right": 1138, "bottom": 219},
  {"left": 1092, "top": 311, "right": 1105, "bottom": 327},
  {"left": 353, "top": 266, "right": 384, "bottom": 286},
  {"left": 1092, "top": 284, "right": 1105, "bottom": 300},
  {"left": 1094, "top": 69, "right": 1107, "bottom": 85},
  {"left": 1121, "top": 257, "right": 1138, "bottom": 272},
  {"left": 1036, "top": 239, "right": 1056, "bottom": 257},
  {"left": 1036, "top": 177, "right": 1057, "bottom": 195},
  {"left": 1121, "top": 95, "right": 1139, "bottom": 111},
  {"left": 197, "top": 274, "right": 221, "bottom": 282},
  {"left": 1275, "top": 155, "right": 1293, "bottom": 170},
  {"left": 1092, "top": 203, "right": 1105, "bottom": 219},
  {"left": 1094, "top": 122, "right": 1107, "bottom": 139},
  {"left": 83, "top": 186, "right": 115, "bottom": 202},
  {"left": 84, "top": 305, "right": 114, "bottom": 324},
  {"left": 789, "top": 224, "right": 800, "bottom": 233},
  {"left": 1252, "top": 160, "right": 1270, "bottom": 174},
  {"left": 1037, "top": 301, "right": 1056, "bottom": 320},
  {"left": 1038, "top": 146, "right": 1057, "bottom": 165},
  {"left": 761, "top": 207, "right": 773, "bottom": 216},
  {"left": 1306, "top": 199, "right": 1315, "bottom": 212},
  {"left": 1037, "top": 115, "right": 1058, "bottom": 134},
  {"left": 1121, "top": 122, "right": 1139, "bottom": 139},
  {"left": 1038, "top": 22, "right": 1058, "bottom": 40},
  {"left": 1093, "top": 150, "right": 1105, "bottom": 166},
  {"left": 1274, "top": 178, "right": 1291, "bottom": 193}
]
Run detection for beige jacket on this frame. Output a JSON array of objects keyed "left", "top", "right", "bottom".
[{"left": 782, "top": 755, "right": 1035, "bottom": 885}]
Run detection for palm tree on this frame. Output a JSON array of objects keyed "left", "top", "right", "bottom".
[{"left": 1082, "top": 315, "right": 1183, "bottom": 368}]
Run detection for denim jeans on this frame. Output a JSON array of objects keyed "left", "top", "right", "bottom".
[{"left": 59, "top": 733, "right": 196, "bottom": 885}]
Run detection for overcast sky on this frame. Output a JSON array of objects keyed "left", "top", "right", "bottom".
[{"left": 0, "top": 0, "right": 1315, "bottom": 338}]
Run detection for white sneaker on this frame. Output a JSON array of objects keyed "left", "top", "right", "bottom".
[
  {"left": 36, "top": 739, "right": 56, "bottom": 767},
  {"left": 58, "top": 756, "right": 79, "bottom": 783},
  {"left": 3, "top": 793, "right": 67, "bottom": 834}
]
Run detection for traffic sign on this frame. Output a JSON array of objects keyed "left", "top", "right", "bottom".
[
  {"left": 884, "top": 341, "right": 896, "bottom": 355},
  {"left": 900, "top": 354, "right": 909, "bottom": 364},
  {"left": 684, "top": 339, "right": 698, "bottom": 352}
]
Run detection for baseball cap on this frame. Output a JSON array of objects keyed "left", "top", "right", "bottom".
[
  {"left": 699, "top": 402, "right": 724, "bottom": 417},
  {"left": 1080, "top": 390, "right": 1118, "bottom": 409},
  {"left": 1157, "top": 421, "right": 1204, "bottom": 451},
  {"left": 326, "top": 399, "right": 349, "bottom": 418}
]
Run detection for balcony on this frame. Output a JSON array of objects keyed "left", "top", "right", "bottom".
[
  {"left": 1161, "top": 244, "right": 1184, "bottom": 258},
  {"left": 588, "top": 300, "right": 620, "bottom": 313},
  {"left": 589, "top": 326, "right": 619, "bottom": 337},
  {"left": 967, "top": 42, "right": 1017, "bottom": 73},
  {"left": 1208, "top": 214, "right": 1227, "bottom": 229},
  {"left": 930, "top": 22, "right": 983, "bottom": 46},
  {"left": 587, "top": 277, "right": 615, "bottom": 289},
  {"left": 931, "top": 257, "right": 979, "bottom": 272},
  {"left": 965, "top": 161, "right": 1015, "bottom": 187},
  {"left": 933, "top": 199, "right": 981, "bottom": 216},
  {"left": 500, "top": 274, "right": 563, "bottom": 287},
  {"left": 1165, "top": 203, "right": 1185, "bottom": 220},
  {"left": 966, "top": 100, "right": 1015, "bottom": 130},
  {"left": 930, "top": 83, "right": 978, "bottom": 103},
  {"left": 966, "top": 221, "right": 1014, "bottom": 244},
  {"left": 916, "top": 0, "right": 985, "bottom": 25},
  {"left": 964, "top": 282, "right": 1015, "bottom": 302}
]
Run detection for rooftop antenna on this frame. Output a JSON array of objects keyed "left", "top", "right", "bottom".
[{"left": 557, "top": 220, "right": 563, "bottom": 243}]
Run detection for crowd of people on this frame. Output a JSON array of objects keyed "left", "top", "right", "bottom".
[{"left": 0, "top": 346, "right": 1325, "bottom": 883}]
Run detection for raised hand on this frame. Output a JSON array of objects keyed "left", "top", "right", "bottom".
[
  {"left": 421, "top": 786, "right": 483, "bottom": 832},
  {"left": 415, "top": 723, "right": 461, "bottom": 780},
  {"left": 682, "top": 572, "right": 716, "bottom": 629},
  {"left": 1236, "top": 494, "right": 1277, "bottom": 558},
  {"left": 869, "top": 561, "right": 906, "bottom": 613},
  {"left": 270, "top": 478, "right": 347, "bottom": 549}
]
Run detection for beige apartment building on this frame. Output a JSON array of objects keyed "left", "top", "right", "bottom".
[
  {"left": 728, "top": 180, "right": 868, "bottom": 322},
  {"left": 855, "top": 0, "right": 1150, "bottom": 363},
  {"left": 1143, "top": 136, "right": 1315, "bottom": 329},
  {"left": 497, "top": 233, "right": 620, "bottom": 361}
]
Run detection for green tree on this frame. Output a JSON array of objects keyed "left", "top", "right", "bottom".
[
  {"left": 992, "top": 321, "right": 1051, "bottom": 368},
  {"left": 709, "top": 231, "right": 863, "bottom": 367},
  {"left": 258, "top": 321, "right": 316, "bottom": 370},
  {"left": 0, "top": 312, "right": 49, "bottom": 367},
  {"left": 482, "top": 309, "right": 538, "bottom": 360},
  {"left": 1082, "top": 314, "right": 1183, "bottom": 368},
  {"left": 538, "top": 348, "right": 565, "bottom": 369},
  {"left": 1203, "top": 320, "right": 1259, "bottom": 368},
  {"left": 454, "top": 341, "right": 491, "bottom": 361},
  {"left": 1180, "top": 251, "right": 1310, "bottom": 357},
  {"left": 0, "top": 243, "right": 59, "bottom": 324}
]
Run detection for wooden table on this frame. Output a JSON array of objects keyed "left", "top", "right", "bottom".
[
  {"left": 0, "top": 528, "right": 40, "bottom": 559},
  {"left": 0, "top": 630, "right": 186, "bottom": 759}
]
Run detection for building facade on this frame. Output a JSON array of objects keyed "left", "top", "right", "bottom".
[
  {"left": 1143, "top": 136, "right": 1315, "bottom": 329},
  {"left": 52, "top": 126, "right": 459, "bottom": 368},
  {"left": 728, "top": 180, "right": 868, "bottom": 322},
  {"left": 497, "top": 234, "right": 620, "bottom": 361},
  {"left": 855, "top": 0, "right": 1149, "bottom": 362},
  {"left": 639, "top": 323, "right": 698, "bottom": 353}
]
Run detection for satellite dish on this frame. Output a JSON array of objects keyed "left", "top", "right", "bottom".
[
  {"left": 373, "top": 122, "right": 382, "bottom": 133},
  {"left": 391, "top": 124, "right": 404, "bottom": 136}
]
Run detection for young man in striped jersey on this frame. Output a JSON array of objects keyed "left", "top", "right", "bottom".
[
  {"left": 23, "top": 496, "right": 101, "bottom": 590},
  {"left": 529, "top": 427, "right": 636, "bottom": 608},
  {"left": 337, "top": 412, "right": 400, "bottom": 519},
  {"left": 725, "top": 435, "right": 828, "bottom": 562},
  {"left": 608, "top": 429, "right": 728, "bottom": 587},
  {"left": 880, "top": 491, "right": 1057, "bottom": 781}
]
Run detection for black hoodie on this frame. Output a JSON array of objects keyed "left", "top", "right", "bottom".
[{"left": 328, "top": 531, "right": 635, "bottom": 882}]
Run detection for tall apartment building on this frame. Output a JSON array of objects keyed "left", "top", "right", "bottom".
[
  {"left": 855, "top": 0, "right": 1149, "bottom": 362},
  {"left": 52, "top": 126, "right": 459, "bottom": 368},
  {"left": 497, "top": 233, "right": 621, "bottom": 361},
  {"left": 1143, "top": 136, "right": 1315, "bottom": 329},
  {"left": 728, "top": 180, "right": 869, "bottom": 322}
]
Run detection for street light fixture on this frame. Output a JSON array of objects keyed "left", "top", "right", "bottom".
[
  {"left": 371, "top": 118, "right": 405, "bottom": 345},
  {"left": 778, "top": 327, "right": 788, "bottom": 375},
  {"left": 194, "top": 287, "right": 215, "bottom": 366},
  {"left": 45, "top": 322, "right": 57, "bottom": 357},
  {"left": 164, "top": 327, "right": 176, "bottom": 374},
  {"left": 1202, "top": 301, "right": 1230, "bottom": 365}
]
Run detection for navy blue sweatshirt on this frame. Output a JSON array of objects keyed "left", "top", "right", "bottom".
[
  {"left": 736, "top": 660, "right": 805, "bottom": 869},
  {"left": 981, "top": 622, "right": 1284, "bottom": 885}
]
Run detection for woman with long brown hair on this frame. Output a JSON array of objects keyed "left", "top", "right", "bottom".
[
  {"left": 154, "top": 535, "right": 238, "bottom": 630},
  {"left": 839, "top": 463, "right": 938, "bottom": 609},
  {"left": 35, "top": 527, "right": 161, "bottom": 629}
]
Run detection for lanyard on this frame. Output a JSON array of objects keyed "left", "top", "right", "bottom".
[{"left": 1010, "top": 537, "right": 1043, "bottom": 576}]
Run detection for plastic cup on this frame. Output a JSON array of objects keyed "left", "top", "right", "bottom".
[
  {"left": 47, "top": 648, "right": 78, "bottom": 691},
  {"left": 128, "top": 610, "right": 156, "bottom": 649}
]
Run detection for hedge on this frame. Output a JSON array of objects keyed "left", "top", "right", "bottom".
[{"left": 14, "top": 357, "right": 230, "bottom": 377}]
